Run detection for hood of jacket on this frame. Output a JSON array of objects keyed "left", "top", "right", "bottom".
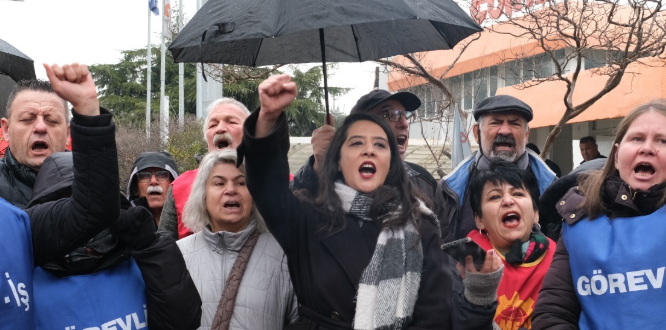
[
  {"left": 126, "top": 151, "right": 179, "bottom": 200},
  {"left": 27, "top": 152, "right": 73, "bottom": 208},
  {"left": 444, "top": 149, "right": 556, "bottom": 207}
]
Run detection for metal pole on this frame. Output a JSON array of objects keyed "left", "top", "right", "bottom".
[
  {"left": 195, "top": 0, "right": 203, "bottom": 119},
  {"left": 146, "top": 8, "right": 152, "bottom": 138},
  {"left": 178, "top": 0, "right": 184, "bottom": 127},
  {"left": 160, "top": 17, "right": 167, "bottom": 144}
]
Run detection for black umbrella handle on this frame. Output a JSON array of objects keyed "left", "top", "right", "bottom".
[{"left": 319, "top": 28, "right": 330, "bottom": 125}]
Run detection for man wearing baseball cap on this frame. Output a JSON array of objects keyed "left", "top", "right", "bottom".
[
  {"left": 292, "top": 89, "right": 443, "bottom": 227},
  {"left": 439, "top": 95, "right": 556, "bottom": 242}
]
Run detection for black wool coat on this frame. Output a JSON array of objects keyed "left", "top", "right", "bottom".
[{"left": 240, "top": 110, "right": 454, "bottom": 330}]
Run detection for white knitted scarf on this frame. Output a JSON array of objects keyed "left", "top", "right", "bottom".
[{"left": 334, "top": 182, "right": 435, "bottom": 330}]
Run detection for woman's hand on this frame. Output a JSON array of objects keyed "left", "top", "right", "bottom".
[
  {"left": 459, "top": 249, "right": 504, "bottom": 306},
  {"left": 256, "top": 74, "right": 297, "bottom": 138},
  {"left": 457, "top": 249, "right": 503, "bottom": 279}
]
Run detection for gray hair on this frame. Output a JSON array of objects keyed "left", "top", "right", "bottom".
[
  {"left": 5, "top": 80, "right": 69, "bottom": 124},
  {"left": 182, "top": 149, "right": 266, "bottom": 233},
  {"left": 202, "top": 98, "right": 250, "bottom": 139}
]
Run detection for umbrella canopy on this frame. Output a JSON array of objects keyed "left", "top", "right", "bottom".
[
  {"left": 170, "top": 0, "right": 481, "bottom": 66},
  {"left": 169, "top": 0, "right": 482, "bottom": 116},
  {"left": 0, "top": 39, "right": 36, "bottom": 83}
]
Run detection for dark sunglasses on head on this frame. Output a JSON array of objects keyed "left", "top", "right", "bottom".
[
  {"left": 381, "top": 109, "right": 414, "bottom": 122},
  {"left": 137, "top": 170, "right": 171, "bottom": 183}
]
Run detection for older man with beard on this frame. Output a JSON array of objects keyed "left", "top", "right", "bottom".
[
  {"left": 439, "top": 95, "right": 557, "bottom": 242},
  {"left": 127, "top": 152, "right": 179, "bottom": 225},
  {"left": 158, "top": 98, "right": 250, "bottom": 240}
]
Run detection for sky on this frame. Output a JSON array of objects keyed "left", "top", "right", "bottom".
[{"left": 0, "top": 0, "right": 379, "bottom": 114}]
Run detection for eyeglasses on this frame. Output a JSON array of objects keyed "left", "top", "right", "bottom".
[
  {"left": 381, "top": 110, "right": 414, "bottom": 122},
  {"left": 137, "top": 170, "right": 171, "bottom": 183}
]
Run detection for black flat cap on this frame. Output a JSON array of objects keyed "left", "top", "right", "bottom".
[
  {"left": 473, "top": 95, "right": 533, "bottom": 122},
  {"left": 350, "top": 90, "right": 421, "bottom": 114}
]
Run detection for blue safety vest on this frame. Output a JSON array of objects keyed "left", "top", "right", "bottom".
[
  {"left": 0, "top": 198, "right": 34, "bottom": 330},
  {"left": 564, "top": 205, "right": 666, "bottom": 330},
  {"left": 33, "top": 258, "right": 148, "bottom": 330}
]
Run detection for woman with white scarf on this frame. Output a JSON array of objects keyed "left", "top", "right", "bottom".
[
  {"left": 177, "top": 149, "right": 298, "bottom": 330},
  {"left": 238, "top": 74, "right": 455, "bottom": 330}
]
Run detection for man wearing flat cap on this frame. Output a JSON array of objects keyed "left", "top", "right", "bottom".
[{"left": 439, "top": 95, "right": 557, "bottom": 242}]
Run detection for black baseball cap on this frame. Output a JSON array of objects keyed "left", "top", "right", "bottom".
[
  {"left": 350, "top": 90, "right": 421, "bottom": 114},
  {"left": 473, "top": 95, "right": 533, "bottom": 122}
]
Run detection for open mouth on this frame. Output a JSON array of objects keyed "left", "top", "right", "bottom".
[
  {"left": 493, "top": 142, "right": 515, "bottom": 150},
  {"left": 396, "top": 135, "right": 407, "bottom": 151},
  {"left": 359, "top": 162, "right": 376, "bottom": 178},
  {"left": 634, "top": 163, "right": 655, "bottom": 177},
  {"left": 502, "top": 212, "right": 521, "bottom": 228},
  {"left": 31, "top": 141, "right": 49, "bottom": 152},
  {"left": 492, "top": 135, "right": 516, "bottom": 150},
  {"left": 213, "top": 134, "right": 232, "bottom": 150},
  {"left": 149, "top": 191, "right": 162, "bottom": 196},
  {"left": 223, "top": 201, "right": 241, "bottom": 210}
]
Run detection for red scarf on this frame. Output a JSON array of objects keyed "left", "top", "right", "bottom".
[{"left": 468, "top": 230, "right": 555, "bottom": 329}]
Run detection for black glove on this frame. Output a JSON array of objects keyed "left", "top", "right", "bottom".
[{"left": 115, "top": 204, "right": 156, "bottom": 252}]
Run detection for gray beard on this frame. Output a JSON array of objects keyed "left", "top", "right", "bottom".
[{"left": 489, "top": 149, "right": 518, "bottom": 162}]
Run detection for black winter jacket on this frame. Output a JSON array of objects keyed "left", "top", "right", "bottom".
[
  {"left": 290, "top": 139, "right": 495, "bottom": 330},
  {"left": 0, "top": 147, "right": 36, "bottom": 208},
  {"left": 241, "top": 110, "right": 494, "bottom": 330},
  {"left": 23, "top": 110, "right": 119, "bottom": 266},
  {"left": 25, "top": 110, "right": 201, "bottom": 330},
  {"left": 538, "top": 159, "right": 605, "bottom": 241}
]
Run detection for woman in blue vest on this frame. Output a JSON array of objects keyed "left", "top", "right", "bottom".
[{"left": 532, "top": 99, "right": 666, "bottom": 329}]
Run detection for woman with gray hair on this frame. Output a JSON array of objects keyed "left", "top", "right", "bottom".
[{"left": 176, "top": 149, "right": 298, "bottom": 330}]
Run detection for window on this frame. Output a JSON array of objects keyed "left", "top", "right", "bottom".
[
  {"left": 463, "top": 72, "right": 473, "bottom": 111},
  {"left": 490, "top": 66, "right": 499, "bottom": 96},
  {"left": 505, "top": 60, "right": 522, "bottom": 86},
  {"left": 584, "top": 49, "right": 622, "bottom": 70},
  {"left": 474, "top": 69, "right": 488, "bottom": 107},
  {"left": 533, "top": 53, "right": 553, "bottom": 79}
]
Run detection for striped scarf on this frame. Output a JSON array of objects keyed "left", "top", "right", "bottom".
[{"left": 334, "top": 182, "right": 436, "bottom": 330}]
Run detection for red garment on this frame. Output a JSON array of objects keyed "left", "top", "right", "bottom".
[
  {"left": 468, "top": 230, "right": 555, "bottom": 330},
  {"left": 172, "top": 169, "right": 197, "bottom": 239},
  {"left": 0, "top": 131, "right": 8, "bottom": 159},
  {"left": 172, "top": 170, "right": 294, "bottom": 240}
]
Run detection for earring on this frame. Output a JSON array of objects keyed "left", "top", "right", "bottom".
[
  {"left": 532, "top": 223, "right": 542, "bottom": 233},
  {"left": 479, "top": 229, "right": 487, "bottom": 236}
]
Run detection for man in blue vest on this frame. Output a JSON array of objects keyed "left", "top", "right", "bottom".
[
  {"left": 0, "top": 200, "right": 34, "bottom": 328},
  {"left": 439, "top": 95, "right": 556, "bottom": 242},
  {"left": 0, "top": 63, "right": 121, "bottom": 329}
]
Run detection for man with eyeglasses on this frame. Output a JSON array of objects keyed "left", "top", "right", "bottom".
[
  {"left": 127, "top": 152, "right": 179, "bottom": 225},
  {"left": 292, "top": 89, "right": 443, "bottom": 225}
]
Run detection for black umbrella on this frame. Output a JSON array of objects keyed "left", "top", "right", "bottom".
[
  {"left": 0, "top": 39, "right": 35, "bottom": 118},
  {"left": 169, "top": 0, "right": 482, "bottom": 117},
  {"left": 0, "top": 39, "right": 36, "bottom": 83}
]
